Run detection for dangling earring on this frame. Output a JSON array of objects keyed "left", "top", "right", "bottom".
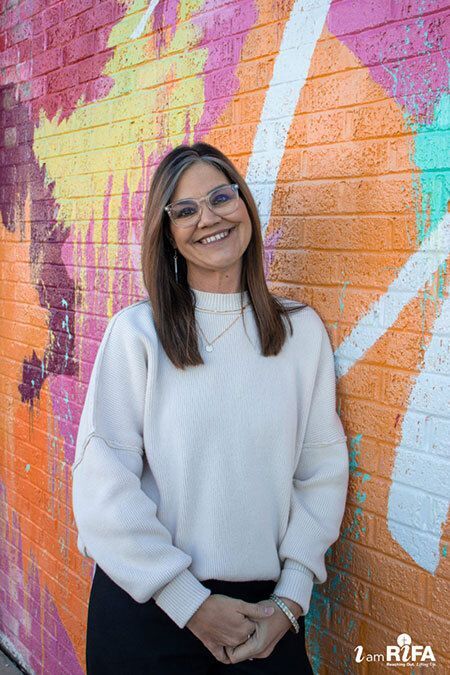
[{"left": 173, "top": 248, "right": 178, "bottom": 283}]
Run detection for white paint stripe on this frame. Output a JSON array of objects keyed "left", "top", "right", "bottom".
[
  {"left": 335, "top": 212, "right": 450, "bottom": 379},
  {"left": 245, "top": 0, "right": 332, "bottom": 238},
  {"left": 388, "top": 283, "right": 450, "bottom": 573},
  {"left": 130, "top": 0, "right": 159, "bottom": 39}
]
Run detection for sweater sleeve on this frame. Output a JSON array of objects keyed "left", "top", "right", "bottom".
[
  {"left": 273, "top": 313, "right": 349, "bottom": 615},
  {"left": 71, "top": 308, "right": 211, "bottom": 628}
]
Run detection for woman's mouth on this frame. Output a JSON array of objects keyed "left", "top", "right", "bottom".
[{"left": 196, "top": 226, "right": 236, "bottom": 246}]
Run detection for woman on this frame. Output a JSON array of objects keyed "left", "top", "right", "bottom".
[{"left": 72, "top": 142, "right": 349, "bottom": 674}]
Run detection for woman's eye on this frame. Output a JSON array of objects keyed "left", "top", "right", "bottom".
[
  {"left": 176, "top": 205, "right": 197, "bottom": 218},
  {"left": 211, "top": 191, "right": 231, "bottom": 205}
]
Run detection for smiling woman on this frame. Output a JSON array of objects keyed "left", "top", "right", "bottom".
[
  {"left": 166, "top": 165, "right": 253, "bottom": 291},
  {"left": 72, "top": 142, "right": 349, "bottom": 674},
  {"left": 141, "top": 143, "right": 306, "bottom": 369}
]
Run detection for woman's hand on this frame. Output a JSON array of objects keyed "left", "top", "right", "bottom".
[
  {"left": 186, "top": 594, "right": 275, "bottom": 664},
  {"left": 225, "top": 598, "right": 302, "bottom": 664}
]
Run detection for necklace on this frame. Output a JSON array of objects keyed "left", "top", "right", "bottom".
[
  {"left": 196, "top": 307, "right": 247, "bottom": 352},
  {"left": 195, "top": 303, "right": 250, "bottom": 315}
]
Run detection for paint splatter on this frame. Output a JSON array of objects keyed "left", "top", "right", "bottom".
[{"left": 327, "top": 1, "right": 449, "bottom": 123}]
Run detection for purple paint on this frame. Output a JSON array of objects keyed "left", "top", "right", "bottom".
[
  {"left": 263, "top": 226, "right": 284, "bottom": 279},
  {"left": 0, "top": 482, "right": 83, "bottom": 673},
  {"left": 0, "top": 95, "right": 76, "bottom": 412},
  {"left": 0, "top": 0, "right": 131, "bottom": 410},
  {"left": 43, "top": 587, "right": 84, "bottom": 675},
  {"left": 17, "top": 201, "right": 78, "bottom": 410},
  {"left": 18, "top": 351, "right": 45, "bottom": 406},
  {"left": 327, "top": 1, "right": 449, "bottom": 122},
  {"left": 0, "top": 84, "right": 30, "bottom": 234},
  {"left": 22, "top": 557, "right": 43, "bottom": 674}
]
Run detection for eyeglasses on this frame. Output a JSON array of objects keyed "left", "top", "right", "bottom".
[{"left": 164, "top": 183, "right": 240, "bottom": 228}]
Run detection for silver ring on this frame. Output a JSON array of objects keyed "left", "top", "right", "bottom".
[{"left": 247, "top": 633, "right": 252, "bottom": 639}]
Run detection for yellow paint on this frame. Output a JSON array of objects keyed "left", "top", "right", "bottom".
[{"left": 33, "top": 0, "right": 208, "bottom": 316}]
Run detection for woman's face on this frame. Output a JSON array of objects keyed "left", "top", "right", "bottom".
[{"left": 167, "top": 162, "right": 253, "bottom": 290}]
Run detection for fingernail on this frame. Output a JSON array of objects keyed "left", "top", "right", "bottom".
[{"left": 265, "top": 606, "right": 274, "bottom": 615}]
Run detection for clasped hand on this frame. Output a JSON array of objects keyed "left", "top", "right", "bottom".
[{"left": 186, "top": 594, "right": 300, "bottom": 664}]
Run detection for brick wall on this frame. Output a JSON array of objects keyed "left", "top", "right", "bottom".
[{"left": 0, "top": 1, "right": 448, "bottom": 673}]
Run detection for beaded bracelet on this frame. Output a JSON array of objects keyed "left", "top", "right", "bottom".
[{"left": 269, "top": 594, "right": 300, "bottom": 634}]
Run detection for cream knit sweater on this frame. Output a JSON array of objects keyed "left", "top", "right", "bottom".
[{"left": 72, "top": 289, "right": 349, "bottom": 629}]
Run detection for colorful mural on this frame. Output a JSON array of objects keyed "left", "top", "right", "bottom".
[{"left": 1, "top": 0, "right": 448, "bottom": 672}]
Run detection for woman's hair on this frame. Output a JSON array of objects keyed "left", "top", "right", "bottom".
[{"left": 141, "top": 142, "right": 306, "bottom": 369}]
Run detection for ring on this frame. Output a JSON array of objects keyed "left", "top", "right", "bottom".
[{"left": 247, "top": 633, "right": 252, "bottom": 639}]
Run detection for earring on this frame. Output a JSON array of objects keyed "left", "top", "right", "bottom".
[{"left": 173, "top": 248, "right": 178, "bottom": 282}]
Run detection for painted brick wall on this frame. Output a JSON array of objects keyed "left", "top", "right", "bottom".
[{"left": 0, "top": 1, "right": 449, "bottom": 673}]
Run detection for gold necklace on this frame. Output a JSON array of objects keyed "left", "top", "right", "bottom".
[
  {"left": 196, "top": 307, "right": 247, "bottom": 352},
  {"left": 195, "top": 302, "right": 250, "bottom": 315}
]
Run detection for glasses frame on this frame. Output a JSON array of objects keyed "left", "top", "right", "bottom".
[{"left": 164, "top": 183, "right": 240, "bottom": 228}]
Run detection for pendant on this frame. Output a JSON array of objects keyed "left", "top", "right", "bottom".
[{"left": 205, "top": 344, "right": 213, "bottom": 352}]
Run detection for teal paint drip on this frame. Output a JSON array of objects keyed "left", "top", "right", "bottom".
[
  {"left": 306, "top": 434, "right": 368, "bottom": 673},
  {"left": 410, "top": 93, "right": 450, "bottom": 361},
  {"left": 413, "top": 92, "right": 449, "bottom": 238}
]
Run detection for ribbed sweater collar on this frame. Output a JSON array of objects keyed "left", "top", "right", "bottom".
[{"left": 191, "top": 287, "right": 250, "bottom": 311}]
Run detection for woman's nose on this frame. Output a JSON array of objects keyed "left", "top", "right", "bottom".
[{"left": 197, "top": 202, "right": 221, "bottom": 227}]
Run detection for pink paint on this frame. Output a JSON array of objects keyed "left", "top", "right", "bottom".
[
  {"left": 130, "top": 145, "right": 155, "bottom": 300},
  {"left": 58, "top": 196, "right": 114, "bottom": 466},
  {"left": 113, "top": 173, "right": 132, "bottom": 314},
  {"left": 58, "top": 161, "right": 153, "bottom": 464},
  {"left": 192, "top": 0, "right": 257, "bottom": 139},
  {"left": 148, "top": 0, "right": 257, "bottom": 138},
  {"left": 24, "top": 1, "right": 129, "bottom": 123},
  {"left": 328, "top": 0, "right": 448, "bottom": 34},
  {"left": 48, "top": 374, "right": 79, "bottom": 466},
  {"left": 153, "top": 0, "right": 180, "bottom": 56},
  {"left": 327, "top": 1, "right": 449, "bottom": 122},
  {"left": 183, "top": 107, "right": 192, "bottom": 145},
  {"left": 61, "top": 155, "right": 155, "bottom": 462}
]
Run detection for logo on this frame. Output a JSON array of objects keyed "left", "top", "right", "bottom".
[{"left": 354, "top": 633, "right": 436, "bottom": 667}]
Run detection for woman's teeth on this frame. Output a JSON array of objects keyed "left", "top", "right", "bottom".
[{"left": 198, "top": 228, "right": 234, "bottom": 245}]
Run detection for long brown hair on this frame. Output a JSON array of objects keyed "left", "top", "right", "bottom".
[{"left": 141, "top": 142, "right": 306, "bottom": 369}]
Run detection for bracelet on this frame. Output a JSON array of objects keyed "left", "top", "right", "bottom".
[{"left": 269, "top": 594, "right": 300, "bottom": 634}]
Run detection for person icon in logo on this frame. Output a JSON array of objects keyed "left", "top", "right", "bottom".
[{"left": 397, "top": 633, "right": 412, "bottom": 662}]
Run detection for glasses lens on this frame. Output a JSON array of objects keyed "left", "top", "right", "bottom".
[
  {"left": 209, "top": 185, "right": 238, "bottom": 214},
  {"left": 170, "top": 200, "right": 199, "bottom": 227}
]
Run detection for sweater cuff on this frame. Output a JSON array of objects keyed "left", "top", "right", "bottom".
[
  {"left": 153, "top": 568, "right": 212, "bottom": 628},
  {"left": 273, "top": 563, "right": 314, "bottom": 615}
]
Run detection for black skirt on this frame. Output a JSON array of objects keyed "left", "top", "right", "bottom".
[{"left": 86, "top": 565, "right": 313, "bottom": 674}]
